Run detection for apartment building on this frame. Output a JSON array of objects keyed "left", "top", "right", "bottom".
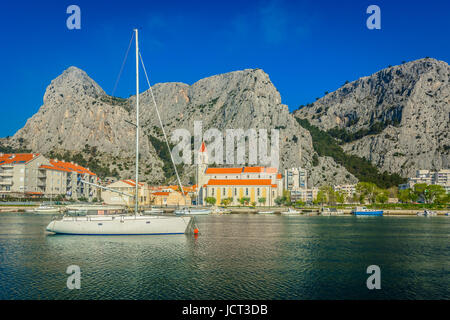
[
  {"left": 0, "top": 153, "right": 98, "bottom": 200},
  {"left": 333, "top": 184, "right": 357, "bottom": 199},
  {"left": 290, "top": 187, "right": 319, "bottom": 203},
  {"left": 400, "top": 169, "right": 450, "bottom": 193},
  {"left": 284, "top": 167, "right": 308, "bottom": 190},
  {"left": 0, "top": 153, "right": 46, "bottom": 197}
]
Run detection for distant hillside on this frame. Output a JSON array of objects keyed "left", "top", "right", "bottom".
[
  {"left": 1, "top": 66, "right": 355, "bottom": 185},
  {"left": 295, "top": 58, "right": 450, "bottom": 177},
  {"left": 3, "top": 58, "right": 447, "bottom": 187}
]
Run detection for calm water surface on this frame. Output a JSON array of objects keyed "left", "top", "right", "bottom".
[{"left": 0, "top": 213, "right": 448, "bottom": 300}]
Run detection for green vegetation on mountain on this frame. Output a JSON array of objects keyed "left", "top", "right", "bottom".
[
  {"left": 327, "top": 120, "right": 400, "bottom": 144},
  {"left": 0, "top": 143, "right": 31, "bottom": 153},
  {"left": 47, "top": 147, "right": 114, "bottom": 179},
  {"left": 147, "top": 134, "right": 184, "bottom": 181},
  {"left": 296, "top": 118, "right": 406, "bottom": 188}
]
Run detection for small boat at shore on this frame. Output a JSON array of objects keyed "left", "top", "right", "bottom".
[
  {"left": 281, "top": 208, "right": 300, "bottom": 215},
  {"left": 27, "top": 205, "right": 61, "bottom": 214},
  {"left": 321, "top": 207, "right": 344, "bottom": 216},
  {"left": 175, "top": 207, "right": 211, "bottom": 215},
  {"left": 258, "top": 210, "right": 275, "bottom": 214},
  {"left": 212, "top": 207, "right": 231, "bottom": 214},
  {"left": 352, "top": 207, "right": 383, "bottom": 216},
  {"left": 144, "top": 207, "right": 164, "bottom": 215},
  {"left": 417, "top": 210, "right": 437, "bottom": 217}
]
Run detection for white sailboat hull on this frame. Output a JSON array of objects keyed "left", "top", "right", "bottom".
[{"left": 46, "top": 215, "right": 192, "bottom": 235}]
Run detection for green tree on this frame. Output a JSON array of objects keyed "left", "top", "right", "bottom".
[
  {"left": 295, "top": 199, "right": 305, "bottom": 207},
  {"left": 413, "top": 183, "right": 428, "bottom": 203},
  {"left": 258, "top": 197, "right": 266, "bottom": 206},
  {"left": 274, "top": 196, "right": 284, "bottom": 206},
  {"left": 205, "top": 197, "right": 216, "bottom": 206},
  {"left": 239, "top": 197, "right": 250, "bottom": 206},
  {"left": 425, "top": 185, "right": 446, "bottom": 204},
  {"left": 315, "top": 190, "right": 327, "bottom": 206},
  {"left": 398, "top": 189, "right": 414, "bottom": 203},
  {"left": 317, "top": 185, "right": 335, "bottom": 205},
  {"left": 356, "top": 182, "right": 379, "bottom": 204},
  {"left": 221, "top": 197, "right": 232, "bottom": 207},
  {"left": 434, "top": 192, "right": 450, "bottom": 205},
  {"left": 283, "top": 190, "right": 291, "bottom": 205},
  {"left": 349, "top": 193, "right": 359, "bottom": 204},
  {"left": 376, "top": 190, "right": 389, "bottom": 204},
  {"left": 335, "top": 191, "right": 346, "bottom": 204}
]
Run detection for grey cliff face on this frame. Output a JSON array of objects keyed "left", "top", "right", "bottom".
[
  {"left": 295, "top": 58, "right": 450, "bottom": 177},
  {"left": 7, "top": 66, "right": 356, "bottom": 185}
]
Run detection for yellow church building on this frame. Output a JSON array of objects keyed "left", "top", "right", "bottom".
[{"left": 196, "top": 142, "right": 283, "bottom": 206}]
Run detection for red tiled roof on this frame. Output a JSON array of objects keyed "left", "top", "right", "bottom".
[
  {"left": 205, "top": 168, "right": 243, "bottom": 174},
  {"left": 122, "top": 179, "right": 144, "bottom": 187},
  {"left": 206, "top": 179, "right": 273, "bottom": 186},
  {"left": 0, "top": 153, "right": 40, "bottom": 165},
  {"left": 39, "top": 160, "right": 96, "bottom": 176},
  {"left": 153, "top": 192, "right": 170, "bottom": 196},
  {"left": 243, "top": 166, "right": 265, "bottom": 173},
  {"left": 40, "top": 164, "right": 72, "bottom": 173},
  {"left": 205, "top": 166, "right": 280, "bottom": 175}
]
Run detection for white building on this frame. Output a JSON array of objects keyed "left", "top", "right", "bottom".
[
  {"left": 0, "top": 153, "right": 98, "bottom": 200},
  {"left": 333, "top": 184, "right": 357, "bottom": 200},
  {"left": 400, "top": 169, "right": 450, "bottom": 193},
  {"left": 284, "top": 167, "right": 308, "bottom": 190},
  {"left": 290, "top": 188, "right": 318, "bottom": 203}
]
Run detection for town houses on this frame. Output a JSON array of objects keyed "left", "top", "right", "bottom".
[
  {"left": 0, "top": 153, "right": 97, "bottom": 200},
  {"left": 3, "top": 151, "right": 447, "bottom": 207}
]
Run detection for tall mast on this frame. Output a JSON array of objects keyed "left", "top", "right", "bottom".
[{"left": 134, "top": 28, "right": 139, "bottom": 215}]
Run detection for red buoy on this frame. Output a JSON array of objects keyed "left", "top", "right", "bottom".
[{"left": 194, "top": 228, "right": 199, "bottom": 234}]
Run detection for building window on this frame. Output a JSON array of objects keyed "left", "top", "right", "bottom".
[
  {"left": 212, "top": 188, "right": 214, "bottom": 196},
  {"left": 257, "top": 188, "right": 260, "bottom": 196},
  {"left": 223, "top": 188, "right": 226, "bottom": 196},
  {"left": 245, "top": 188, "right": 248, "bottom": 196},
  {"left": 234, "top": 188, "right": 237, "bottom": 196}
]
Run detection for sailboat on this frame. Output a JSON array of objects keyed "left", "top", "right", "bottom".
[
  {"left": 28, "top": 178, "right": 60, "bottom": 214},
  {"left": 46, "top": 29, "right": 194, "bottom": 235}
]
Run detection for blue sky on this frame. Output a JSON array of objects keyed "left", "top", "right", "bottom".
[{"left": 0, "top": 0, "right": 449, "bottom": 137}]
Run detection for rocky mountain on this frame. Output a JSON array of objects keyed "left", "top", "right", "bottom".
[
  {"left": 295, "top": 58, "right": 450, "bottom": 177},
  {"left": 3, "top": 66, "right": 356, "bottom": 185}
]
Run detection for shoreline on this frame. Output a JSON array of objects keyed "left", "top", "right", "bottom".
[{"left": 1, "top": 205, "right": 447, "bottom": 216}]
